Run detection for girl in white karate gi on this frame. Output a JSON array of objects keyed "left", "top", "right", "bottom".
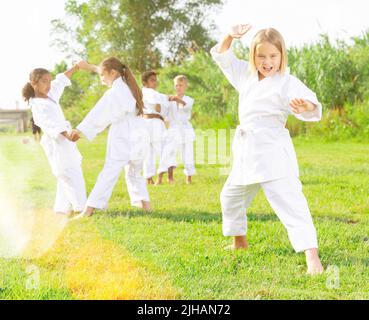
[
  {"left": 211, "top": 24, "right": 324, "bottom": 275},
  {"left": 160, "top": 75, "right": 196, "bottom": 185},
  {"left": 141, "top": 71, "right": 186, "bottom": 185},
  {"left": 72, "top": 58, "right": 151, "bottom": 218},
  {"left": 22, "top": 66, "right": 87, "bottom": 216}
]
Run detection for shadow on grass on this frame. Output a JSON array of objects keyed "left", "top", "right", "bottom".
[{"left": 100, "top": 208, "right": 280, "bottom": 224}]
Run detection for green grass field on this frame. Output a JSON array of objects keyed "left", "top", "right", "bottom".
[{"left": 0, "top": 133, "right": 368, "bottom": 300}]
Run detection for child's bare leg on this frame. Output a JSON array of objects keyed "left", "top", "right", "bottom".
[
  {"left": 186, "top": 175, "right": 192, "bottom": 184},
  {"left": 147, "top": 177, "right": 155, "bottom": 185},
  {"left": 168, "top": 166, "right": 175, "bottom": 184},
  {"left": 225, "top": 236, "right": 248, "bottom": 250},
  {"left": 155, "top": 173, "right": 164, "bottom": 185},
  {"left": 305, "top": 248, "right": 324, "bottom": 275}
]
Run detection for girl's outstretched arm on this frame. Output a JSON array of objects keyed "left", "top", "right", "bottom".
[
  {"left": 64, "top": 64, "right": 80, "bottom": 79},
  {"left": 77, "top": 61, "right": 101, "bottom": 74}
]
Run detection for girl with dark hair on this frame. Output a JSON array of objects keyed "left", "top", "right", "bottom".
[{"left": 22, "top": 65, "right": 87, "bottom": 216}]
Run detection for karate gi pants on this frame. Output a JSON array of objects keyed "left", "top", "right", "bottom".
[
  {"left": 54, "top": 166, "right": 86, "bottom": 214},
  {"left": 87, "top": 158, "right": 149, "bottom": 209},
  {"left": 143, "top": 140, "right": 166, "bottom": 178},
  {"left": 220, "top": 172, "right": 318, "bottom": 252},
  {"left": 157, "top": 139, "right": 196, "bottom": 177}
]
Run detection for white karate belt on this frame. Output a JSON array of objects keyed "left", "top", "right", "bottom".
[{"left": 236, "top": 117, "right": 286, "bottom": 138}]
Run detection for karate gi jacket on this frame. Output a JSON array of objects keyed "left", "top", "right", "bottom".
[
  {"left": 77, "top": 77, "right": 149, "bottom": 162},
  {"left": 30, "top": 73, "right": 82, "bottom": 176},
  {"left": 166, "top": 96, "right": 196, "bottom": 144},
  {"left": 211, "top": 45, "right": 322, "bottom": 185}
]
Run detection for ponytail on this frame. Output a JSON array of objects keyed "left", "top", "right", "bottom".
[
  {"left": 22, "top": 68, "right": 50, "bottom": 102},
  {"left": 101, "top": 57, "right": 144, "bottom": 116},
  {"left": 22, "top": 83, "right": 35, "bottom": 102},
  {"left": 122, "top": 66, "right": 144, "bottom": 116}
]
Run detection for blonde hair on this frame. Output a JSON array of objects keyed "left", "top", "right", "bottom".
[
  {"left": 249, "top": 28, "right": 288, "bottom": 74},
  {"left": 173, "top": 75, "right": 188, "bottom": 84}
]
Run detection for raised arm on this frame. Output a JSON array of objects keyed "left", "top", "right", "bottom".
[
  {"left": 210, "top": 24, "right": 252, "bottom": 91},
  {"left": 216, "top": 24, "right": 252, "bottom": 53},
  {"left": 77, "top": 60, "right": 101, "bottom": 74},
  {"left": 48, "top": 62, "right": 84, "bottom": 103},
  {"left": 64, "top": 64, "right": 80, "bottom": 79}
]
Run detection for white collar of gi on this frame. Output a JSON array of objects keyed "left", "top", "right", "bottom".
[{"left": 112, "top": 76, "right": 124, "bottom": 88}]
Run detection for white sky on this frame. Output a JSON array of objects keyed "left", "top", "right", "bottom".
[{"left": 0, "top": 0, "right": 368, "bottom": 109}]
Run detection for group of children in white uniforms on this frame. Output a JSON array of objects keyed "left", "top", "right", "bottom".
[
  {"left": 141, "top": 71, "right": 196, "bottom": 185},
  {"left": 23, "top": 58, "right": 196, "bottom": 218},
  {"left": 23, "top": 23, "right": 325, "bottom": 275}
]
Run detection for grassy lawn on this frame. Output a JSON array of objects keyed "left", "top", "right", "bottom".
[{"left": 0, "top": 133, "right": 368, "bottom": 300}]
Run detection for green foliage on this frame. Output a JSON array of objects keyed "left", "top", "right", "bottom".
[
  {"left": 288, "top": 33, "right": 369, "bottom": 110},
  {"left": 52, "top": 0, "right": 223, "bottom": 71}
]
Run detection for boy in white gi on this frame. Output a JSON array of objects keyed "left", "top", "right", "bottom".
[
  {"left": 158, "top": 75, "right": 196, "bottom": 185},
  {"left": 211, "top": 24, "right": 324, "bottom": 275},
  {"left": 22, "top": 66, "right": 86, "bottom": 216},
  {"left": 141, "top": 71, "right": 185, "bottom": 185},
  {"left": 71, "top": 58, "right": 151, "bottom": 219}
]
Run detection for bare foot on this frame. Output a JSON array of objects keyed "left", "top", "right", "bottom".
[
  {"left": 155, "top": 173, "right": 165, "bottom": 185},
  {"left": 147, "top": 177, "right": 155, "bottom": 185},
  {"left": 168, "top": 178, "right": 175, "bottom": 184},
  {"left": 186, "top": 176, "right": 192, "bottom": 184},
  {"left": 71, "top": 207, "right": 95, "bottom": 220},
  {"left": 305, "top": 248, "right": 324, "bottom": 275},
  {"left": 142, "top": 201, "right": 152, "bottom": 212},
  {"left": 225, "top": 236, "right": 248, "bottom": 250}
]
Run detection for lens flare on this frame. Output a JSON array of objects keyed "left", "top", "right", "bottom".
[{"left": 0, "top": 137, "right": 68, "bottom": 259}]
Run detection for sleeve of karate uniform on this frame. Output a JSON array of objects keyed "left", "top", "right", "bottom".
[
  {"left": 210, "top": 44, "right": 249, "bottom": 92},
  {"left": 77, "top": 90, "right": 116, "bottom": 142},
  {"left": 48, "top": 73, "right": 72, "bottom": 103},
  {"left": 285, "top": 75, "right": 322, "bottom": 122},
  {"left": 32, "top": 104, "right": 69, "bottom": 139},
  {"left": 159, "top": 94, "right": 171, "bottom": 118},
  {"left": 181, "top": 96, "right": 194, "bottom": 121}
]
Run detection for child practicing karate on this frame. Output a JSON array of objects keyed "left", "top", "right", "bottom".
[
  {"left": 22, "top": 66, "right": 87, "bottom": 216},
  {"left": 71, "top": 58, "right": 151, "bottom": 219},
  {"left": 211, "top": 24, "right": 324, "bottom": 275},
  {"left": 141, "top": 71, "right": 186, "bottom": 185},
  {"left": 158, "top": 75, "right": 196, "bottom": 185}
]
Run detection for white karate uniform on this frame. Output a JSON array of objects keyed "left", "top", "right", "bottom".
[
  {"left": 77, "top": 77, "right": 150, "bottom": 209},
  {"left": 141, "top": 87, "right": 170, "bottom": 178},
  {"left": 160, "top": 96, "right": 196, "bottom": 176},
  {"left": 30, "top": 73, "right": 86, "bottom": 214},
  {"left": 211, "top": 45, "right": 322, "bottom": 252}
]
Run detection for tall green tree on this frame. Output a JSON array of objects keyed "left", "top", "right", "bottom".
[{"left": 52, "top": 0, "right": 223, "bottom": 71}]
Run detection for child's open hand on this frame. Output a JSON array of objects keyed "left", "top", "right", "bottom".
[
  {"left": 229, "top": 24, "right": 252, "bottom": 39},
  {"left": 290, "top": 98, "right": 316, "bottom": 114}
]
